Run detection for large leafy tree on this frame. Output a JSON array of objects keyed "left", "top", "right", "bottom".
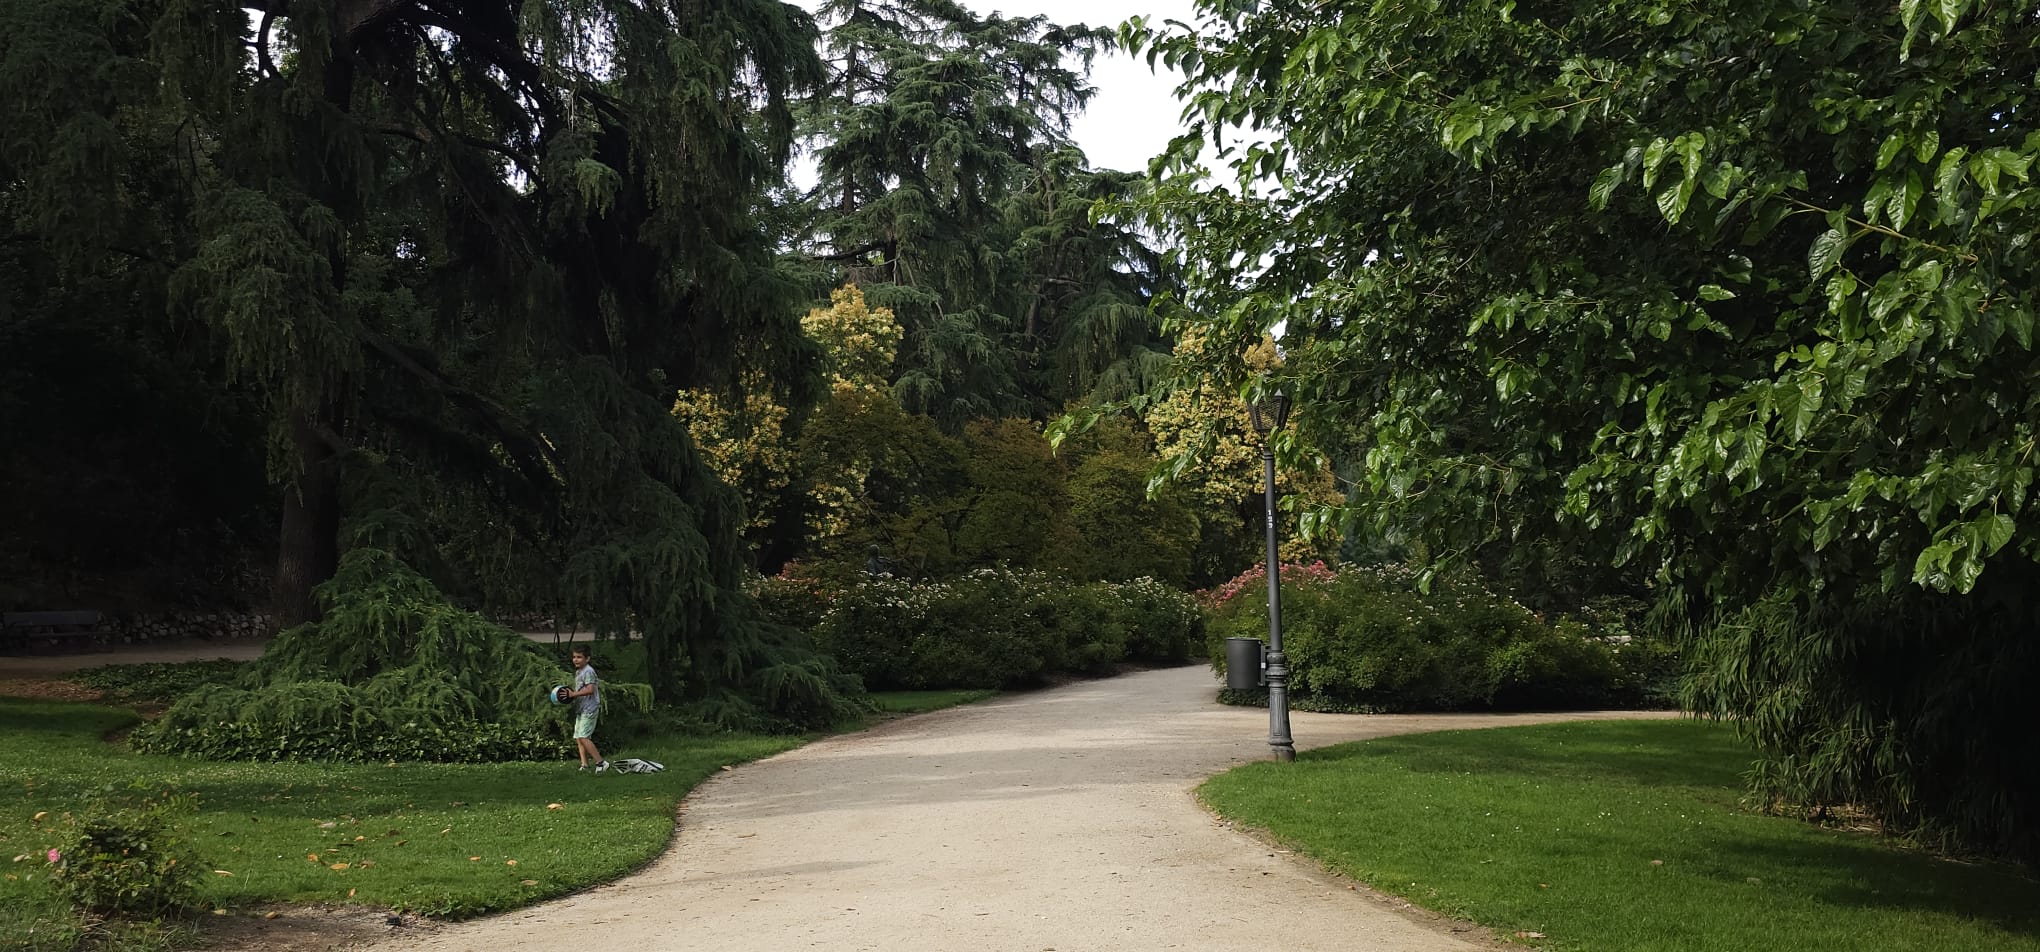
[
  {"left": 3, "top": 0, "right": 845, "bottom": 710},
  {"left": 1129, "top": 0, "right": 2040, "bottom": 859}
]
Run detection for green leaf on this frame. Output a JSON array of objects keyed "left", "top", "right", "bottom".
[
  {"left": 1698, "top": 284, "right": 1736, "bottom": 301},
  {"left": 1700, "top": 162, "right": 1736, "bottom": 200},
  {"left": 1656, "top": 178, "right": 1695, "bottom": 224},
  {"left": 1915, "top": 129, "right": 1941, "bottom": 163},
  {"left": 1877, "top": 135, "right": 1905, "bottom": 171},
  {"left": 1642, "top": 137, "right": 1671, "bottom": 189},
  {"left": 1807, "top": 228, "right": 1847, "bottom": 279},
  {"left": 1889, "top": 169, "right": 1925, "bottom": 230},
  {"left": 1912, "top": 537, "right": 1960, "bottom": 588},
  {"left": 1589, "top": 165, "right": 1624, "bottom": 210},
  {"left": 1982, "top": 513, "right": 2016, "bottom": 555}
]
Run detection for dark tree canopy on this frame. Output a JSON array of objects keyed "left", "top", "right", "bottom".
[{"left": 3, "top": 0, "right": 856, "bottom": 716}]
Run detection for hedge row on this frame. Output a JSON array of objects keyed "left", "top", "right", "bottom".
[
  {"left": 1206, "top": 563, "right": 1675, "bottom": 711},
  {"left": 756, "top": 570, "right": 1204, "bottom": 690}
]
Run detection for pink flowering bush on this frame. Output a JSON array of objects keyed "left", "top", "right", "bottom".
[{"left": 1197, "top": 560, "right": 1340, "bottom": 610}]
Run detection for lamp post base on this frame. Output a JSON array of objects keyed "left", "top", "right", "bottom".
[{"left": 1267, "top": 648, "right": 1294, "bottom": 762}]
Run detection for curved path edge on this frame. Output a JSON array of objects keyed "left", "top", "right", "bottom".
[{"left": 360, "top": 666, "right": 1677, "bottom": 952}]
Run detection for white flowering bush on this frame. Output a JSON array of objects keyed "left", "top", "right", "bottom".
[
  {"left": 776, "top": 569, "right": 1203, "bottom": 689},
  {"left": 1108, "top": 577, "right": 1205, "bottom": 663},
  {"left": 1206, "top": 564, "right": 1637, "bottom": 711}
]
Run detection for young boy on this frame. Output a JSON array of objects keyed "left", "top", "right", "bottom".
[{"left": 565, "top": 647, "right": 608, "bottom": 773}]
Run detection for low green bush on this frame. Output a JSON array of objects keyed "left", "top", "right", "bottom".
[
  {"left": 136, "top": 715, "right": 556, "bottom": 763},
  {"left": 778, "top": 569, "right": 1203, "bottom": 690},
  {"left": 49, "top": 792, "right": 201, "bottom": 920},
  {"left": 134, "top": 549, "right": 648, "bottom": 763},
  {"left": 1207, "top": 564, "right": 1652, "bottom": 711},
  {"left": 72, "top": 660, "right": 249, "bottom": 705},
  {"left": 1028, "top": 583, "right": 1128, "bottom": 675}
]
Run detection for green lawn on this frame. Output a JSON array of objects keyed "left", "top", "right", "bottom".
[
  {"left": 1199, "top": 719, "right": 2040, "bottom": 952},
  {"left": 869, "top": 689, "right": 996, "bottom": 714},
  {"left": 0, "top": 699, "right": 799, "bottom": 950},
  {"left": 0, "top": 662, "right": 1005, "bottom": 951}
]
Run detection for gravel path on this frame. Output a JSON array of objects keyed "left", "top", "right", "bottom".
[{"left": 366, "top": 666, "right": 1667, "bottom": 952}]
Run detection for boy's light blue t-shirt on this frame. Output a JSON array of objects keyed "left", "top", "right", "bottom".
[{"left": 573, "top": 664, "right": 599, "bottom": 715}]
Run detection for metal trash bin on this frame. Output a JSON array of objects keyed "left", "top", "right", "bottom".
[{"left": 1225, "top": 637, "right": 1265, "bottom": 691}]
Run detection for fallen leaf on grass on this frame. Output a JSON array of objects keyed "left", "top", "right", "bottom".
[
  {"left": 1515, "top": 931, "right": 1546, "bottom": 939},
  {"left": 32, "top": 812, "right": 47, "bottom": 822},
  {"left": 265, "top": 912, "right": 279, "bottom": 920},
  {"left": 213, "top": 870, "right": 235, "bottom": 877},
  {"left": 1650, "top": 860, "right": 1664, "bottom": 867},
  {"left": 306, "top": 854, "right": 321, "bottom": 863},
  {"left": 547, "top": 803, "right": 563, "bottom": 811},
  {"left": 354, "top": 835, "right": 365, "bottom": 842},
  {"left": 347, "top": 888, "right": 356, "bottom": 898},
  {"left": 469, "top": 856, "right": 481, "bottom": 862},
  {"left": 505, "top": 860, "right": 518, "bottom": 866},
  {"left": 330, "top": 863, "right": 350, "bottom": 871},
  {"left": 439, "top": 828, "right": 451, "bottom": 835},
  {"left": 521, "top": 879, "right": 538, "bottom": 886},
  {"left": 318, "top": 822, "right": 336, "bottom": 829},
  {"left": 212, "top": 909, "right": 227, "bottom": 916}
]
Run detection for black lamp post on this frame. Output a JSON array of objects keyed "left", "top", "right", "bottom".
[{"left": 1248, "top": 384, "right": 1295, "bottom": 762}]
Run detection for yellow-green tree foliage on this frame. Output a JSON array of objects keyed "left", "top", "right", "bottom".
[
  {"left": 675, "top": 284, "right": 903, "bottom": 535},
  {"left": 799, "top": 285, "right": 906, "bottom": 538},
  {"left": 1141, "top": 330, "right": 1340, "bottom": 567}
]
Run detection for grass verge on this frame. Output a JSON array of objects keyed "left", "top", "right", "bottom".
[
  {"left": 0, "top": 698, "right": 799, "bottom": 950},
  {"left": 1198, "top": 719, "right": 2040, "bottom": 952},
  {"left": 869, "top": 689, "right": 996, "bottom": 715}
]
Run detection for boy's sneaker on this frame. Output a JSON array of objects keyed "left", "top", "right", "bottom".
[{"left": 594, "top": 761, "right": 611, "bottom": 773}]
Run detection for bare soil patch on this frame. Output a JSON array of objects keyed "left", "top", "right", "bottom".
[{"left": 195, "top": 904, "right": 420, "bottom": 952}]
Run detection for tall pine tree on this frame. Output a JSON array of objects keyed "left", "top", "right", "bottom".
[
  {"left": 794, "top": 0, "right": 1168, "bottom": 426},
  {"left": 3, "top": 0, "right": 849, "bottom": 712}
]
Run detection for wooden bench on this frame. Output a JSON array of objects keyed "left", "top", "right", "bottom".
[{"left": 0, "top": 610, "right": 110, "bottom": 653}]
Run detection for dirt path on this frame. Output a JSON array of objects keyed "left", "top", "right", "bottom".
[
  {"left": 0, "top": 640, "right": 271, "bottom": 679},
  {"left": 361, "top": 666, "right": 1670, "bottom": 952},
  {"left": 0, "top": 632, "right": 587, "bottom": 681}
]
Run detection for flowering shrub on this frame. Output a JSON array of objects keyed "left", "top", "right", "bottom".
[
  {"left": 1198, "top": 560, "right": 1342, "bottom": 610},
  {"left": 1207, "top": 564, "right": 1642, "bottom": 711},
  {"left": 766, "top": 569, "right": 1203, "bottom": 690},
  {"left": 1110, "top": 577, "right": 1207, "bottom": 662}
]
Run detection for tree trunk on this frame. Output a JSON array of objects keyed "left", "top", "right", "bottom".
[
  {"left": 270, "top": 35, "right": 358, "bottom": 632},
  {"left": 272, "top": 409, "right": 341, "bottom": 630}
]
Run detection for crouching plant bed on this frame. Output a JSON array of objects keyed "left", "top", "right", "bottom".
[
  {"left": 133, "top": 548, "right": 651, "bottom": 763},
  {"left": 757, "top": 569, "right": 1204, "bottom": 690},
  {"left": 1206, "top": 563, "right": 1672, "bottom": 712}
]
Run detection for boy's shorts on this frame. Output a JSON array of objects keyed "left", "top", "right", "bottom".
[{"left": 573, "top": 711, "right": 599, "bottom": 739}]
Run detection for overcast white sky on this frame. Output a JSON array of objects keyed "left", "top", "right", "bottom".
[{"left": 799, "top": 0, "right": 1201, "bottom": 174}]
